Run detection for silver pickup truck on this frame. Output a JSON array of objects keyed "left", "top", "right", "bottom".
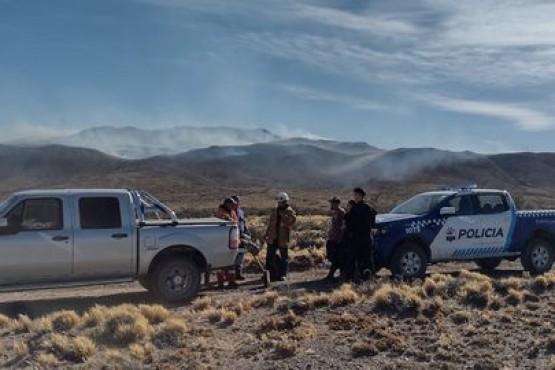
[{"left": 0, "top": 189, "right": 240, "bottom": 303}]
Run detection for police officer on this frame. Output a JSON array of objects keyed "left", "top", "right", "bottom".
[{"left": 343, "top": 187, "right": 377, "bottom": 282}]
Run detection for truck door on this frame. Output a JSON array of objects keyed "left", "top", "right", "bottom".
[
  {"left": 72, "top": 194, "right": 134, "bottom": 278},
  {"left": 430, "top": 193, "right": 513, "bottom": 261},
  {"left": 0, "top": 197, "right": 72, "bottom": 283}
]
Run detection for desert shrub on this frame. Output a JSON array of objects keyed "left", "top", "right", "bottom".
[
  {"left": 373, "top": 284, "right": 423, "bottom": 315},
  {"left": 191, "top": 296, "right": 213, "bottom": 312},
  {"left": 427, "top": 273, "right": 459, "bottom": 298},
  {"left": 251, "top": 291, "right": 279, "bottom": 308},
  {"left": 330, "top": 284, "right": 360, "bottom": 306},
  {"left": 258, "top": 311, "right": 302, "bottom": 335},
  {"left": 505, "top": 288, "right": 524, "bottom": 306},
  {"left": 35, "top": 353, "right": 60, "bottom": 366},
  {"left": 494, "top": 277, "right": 524, "bottom": 295},
  {"left": 51, "top": 334, "right": 96, "bottom": 363},
  {"left": 272, "top": 340, "right": 298, "bottom": 359},
  {"left": 203, "top": 308, "right": 238, "bottom": 326},
  {"left": 153, "top": 318, "right": 187, "bottom": 348},
  {"left": 129, "top": 343, "right": 155, "bottom": 361},
  {"left": 48, "top": 310, "right": 81, "bottom": 332},
  {"left": 460, "top": 280, "right": 493, "bottom": 309},
  {"left": 326, "top": 314, "right": 359, "bottom": 331},
  {"left": 101, "top": 308, "right": 153, "bottom": 346},
  {"left": 13, "top": 339, "right": 29, "bottom": 357},
  {"left": 139, "top": 305, "right": 170, "bottom": 324},
  {"left": 0, "top": 314, "right": 11, "bottom": 330},
  {"left": 450, "top": 310, "right": 472, "bottom": 325},
  {"left": 352, "top": 341, "right": 379, "bottom": 358},
  {"left": 14, "top": 315, "right": 53, "bottom": 334}
]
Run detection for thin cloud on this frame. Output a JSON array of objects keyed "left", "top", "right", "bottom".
[
  {"left": 421, "top": 94, "right": 555, "bottom": 131},
  {"left": 294, "top": 4, "right": 421, "bottom": 37},
  {"left": 281, "top": 85, "right": 385, "bottom": 111}
]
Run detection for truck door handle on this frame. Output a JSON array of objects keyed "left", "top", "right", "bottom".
[
  {"left": 111, "top": 233, "right": 128, "bottom": 239},
  {"left": 52, "top": 235, "right": 70, "bottom": 242}
]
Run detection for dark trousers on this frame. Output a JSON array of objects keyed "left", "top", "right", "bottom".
[
  {"left": 265, "top": 242, "right": 289, "bottom": 279},
  {"left": 326, "top": 240, "right": 341, "bottom": 277},
  {"left": 343, "top": 236, "right": 374, "bottom": 281}
]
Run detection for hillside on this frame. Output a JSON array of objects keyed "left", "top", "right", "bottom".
[
  {"left": 1, "top": 141, "right": 555, "bottom": 212},
  {"left": 6, "top": 125, "right": 281, "bottom": 159}
]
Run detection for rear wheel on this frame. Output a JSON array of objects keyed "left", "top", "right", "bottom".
[
  {"left": 475, "top": 258, "right": 502, "bottom": 271},
  {"left": 150, "top": 258, "right": 201, "bottom": 303},
  {"left": 521, "top": 238, "right": 554, "bottom": 274},
  {"left": 390, "top": 242, "right": 428, "bottom": 279}
]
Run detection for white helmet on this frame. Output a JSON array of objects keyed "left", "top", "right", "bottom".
[{"left": 276, "top": 192, "right": 290, "bottom": 203}]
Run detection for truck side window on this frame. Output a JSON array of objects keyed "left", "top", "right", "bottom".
[
  {"left": 79, "top": 197, "right": 122, "bottom": 229},
  {"left": 447, "top": 195, "right": 476, "bottom": 216},
  {"left": 477, "top": 194, "right": 508, "bottom": 214},
  {"left": 7, "top": 198, "right": 63, "bottom": 231}
]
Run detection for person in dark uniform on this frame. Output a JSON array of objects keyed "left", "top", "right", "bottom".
[{"left": 343, "top": 187, "right": 377, "bottom": 282}]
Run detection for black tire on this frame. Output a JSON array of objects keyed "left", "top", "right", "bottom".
[
  {"left": 390, "top": 242, "right": 428, "bottom": 279},
  {"left": 521, "top": 238, "right": 554, "bottom": 274},
  {"left": 475, "top": 258, "right": 502, "bottom": 271},
  {"left": 149, "top": 258, "right": 201, "bottom": 304},
  {"left": 138, "top": 277, "right": 150, "bottom": 291}
]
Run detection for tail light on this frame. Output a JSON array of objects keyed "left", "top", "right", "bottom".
[{"left": 229, "top": 226, "right": 239, "bottom": 249}]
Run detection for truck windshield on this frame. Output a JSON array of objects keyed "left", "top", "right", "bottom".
[
  {"left": 390, "top": 193, "right": 450, "bottom": 216},
  {"left": 0, "top": 196, "right": 14, "bottom": 214}
]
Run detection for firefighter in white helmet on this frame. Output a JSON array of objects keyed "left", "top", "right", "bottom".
[{"left": 264, "top": 192, "right": 297, "bottom": 281}]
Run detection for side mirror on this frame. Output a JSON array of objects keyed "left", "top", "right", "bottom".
[
  {"left": 0, "top": 218, "right": 7, "bottom": 228},
  {"left": 440, "top": 207, "right": 456, "bottom": 216}
]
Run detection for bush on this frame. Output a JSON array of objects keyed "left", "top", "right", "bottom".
[{"left": 373, "top": 284, "right": 423, "bottom": 315}]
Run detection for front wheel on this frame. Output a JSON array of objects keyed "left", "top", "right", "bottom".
[
  {"left": 475, "top": 258, "right": 502, "bottom": 271},
  {"left": 390, "top": 242, "right": 428, "bottom": 279},
  {"left": 150, "top": 258, "right": 201, "bottom": 303},
  {"left": 521, "top": 238, "right": 554, "bottom": 274}
]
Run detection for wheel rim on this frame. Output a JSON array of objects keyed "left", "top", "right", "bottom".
[
  {"left": 531, "top": 244, "right": 550, "bottom": 270},
  {"left": 165, "top": 267, "right": 191, "bottom": 293},
  {"left": 401, "top": 251, "right": 422, "bottom": 276}
]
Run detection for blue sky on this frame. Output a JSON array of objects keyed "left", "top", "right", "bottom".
[{"left": 1, "top": 0, "right": 555, "bottom": 152}]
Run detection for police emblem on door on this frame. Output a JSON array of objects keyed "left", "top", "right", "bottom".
[{"left": 446, "top": 227, "right": 456, "bottom": 242}]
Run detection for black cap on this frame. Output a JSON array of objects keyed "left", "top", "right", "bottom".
[
  {"left": 231, "top": 195, "right": 240, "bottom": 203},
  {"left": 329, "top": 196, "right": 341, "bottom": 204},
  {"left": 353, "top": 187, "right": 366, "bottom": 197}
]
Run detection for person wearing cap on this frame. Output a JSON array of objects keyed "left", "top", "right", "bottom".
[
  {"left": 324, "top": 196, "right": 346, "bottom": 282},
  {"left": 264, "top": 192, "right": 297, "bottom": 282},
  {"left": 216, "top": 197, "right": 239, "bottom": 288},
  {"left": 231, "top": 195, "right": 250, "bottom": 281},
  {"left": 343, "top": 187, "right": 377, "bottom": 282}
]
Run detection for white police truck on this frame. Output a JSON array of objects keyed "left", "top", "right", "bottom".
[{"left": 374, "top": 186, "right": 555, "bottom": 278}]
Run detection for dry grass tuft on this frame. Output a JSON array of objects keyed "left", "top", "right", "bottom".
[
  {"left": 203, "top": 308, "right": 239, "bottom": 326},
  {"left": 425, "top": 273, "right": 459, "bottom": 298},
  {"left": 329, "top": 284, "right": 360, "bottom": 306},
  {"left": 506, "top": 288, "right": 524, "bottom": 306},
  {"left": 13, "top": 339, "right": 29, "bottom": 357},
  {"left": 191, "top": 296, "right": 213, "bottom": 312},
  {"left": 352, "top": 341, "right": 379, "bottom": 358},
  {"left": 51, "top": 334, "right": 96, "bottom": 363},
  {"left": 14, "top": 314, "right": 53, "bottom": 334},
  {"left": 35, "top": 352, "right": 60, "bottom": 366},
  {"left": 153, "top": 318, "right": 187, "bottom": 348},
  {"left": 139, "top": 305, "right": 170, "bottom": 324},
  {"left": 460, "top": 280, "right": 494, "bottom": 309},
  {"left": 272, "top": 340, "right": 298, "bottom": 358},
  {"left": 101, "top": 307, "right": 153, "bottom": 345},
  {"left": 327, "top": 313, "right": 359, "bottom": 331},
  {"left": 0, "top": 314, "right": 11, "bottom": 330},
  {"left": 373, "top": 284, "right": 423, "bottom": 315},
  {"left": 450, "top": 310, "right": 472, "bottom": 325},
  {"left": 251, "top": 291, "right": 280, "bottom": 308},
  {"left": 48, "top": 310, "right": 81, "bottom": 332},
  {"left": 258, "top": 311, "right": 302, "bottom": 336},
  {"left": 459, "top": 270, "right": 491, "bottom": 283},
  {"left": 494, "top": 277, "right": 524, "bottom": 294}
]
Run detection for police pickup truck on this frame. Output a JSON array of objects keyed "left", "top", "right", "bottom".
[
  {"left": 0, "top": 189, "right": 240, "bottom": 303},
  {"left": 375, "top": 186, "right": 555, "bottom": 278}
]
